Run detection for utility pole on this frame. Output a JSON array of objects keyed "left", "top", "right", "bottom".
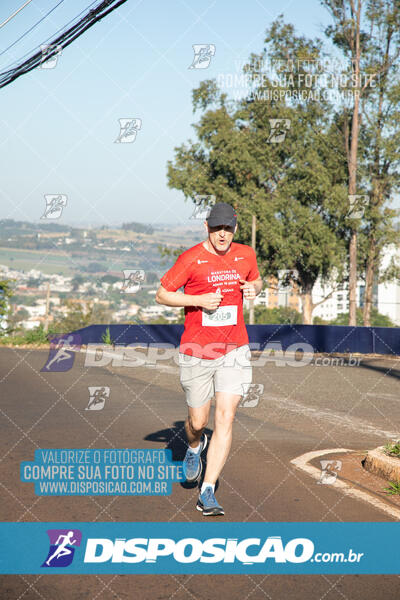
[
  {"left": 43, "top": 281, "right": 50, "bottom": 333},
  {"left": 249, "top": 215, "right": 256, "bottom": 325}
]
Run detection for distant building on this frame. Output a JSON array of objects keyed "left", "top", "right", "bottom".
[
  {"left": 246, "top": 274, "right": 301, "bottom": 312},
  {"left": 312, "top": 244, "right": 400, "bottom": 325}
]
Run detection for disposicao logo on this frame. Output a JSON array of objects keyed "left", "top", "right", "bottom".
[
  {"left": 83, "top": 536, "right": 314, "bottom": 564},
  {"left": 42, "top": 529, "right": 82, "bottom": 567}
]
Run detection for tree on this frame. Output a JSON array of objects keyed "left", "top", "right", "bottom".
[
  {"left": 322, "top": 0, "right": 400, "bottom": 326},
  {"left": 358, "top": 0, "right": 400, "bottom": 325},
  {"left": 0, "top": 279, "right": 13, "bottom": 319},
  {"left": 71, "top": 274, "right": 85, "bottom": 291},
  {"left": 322, "top": 0, "right": 366, "bottom": 326},
  {"left": 52, "top": 301, "right": 92, "bottom": 333},
  {"left": 167, "top": 17, "right": 348, "bottom": 324},
  {"left": 85, "top": 262, "right": 105, "bottom": 273}
]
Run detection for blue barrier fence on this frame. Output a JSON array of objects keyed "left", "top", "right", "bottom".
[{"left": 67, "top": 324, "right": 400, "bottom": 355}]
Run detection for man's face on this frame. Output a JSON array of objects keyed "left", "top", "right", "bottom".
[{"left": 205, "top": 223, "right": 236, "bottom": 253}]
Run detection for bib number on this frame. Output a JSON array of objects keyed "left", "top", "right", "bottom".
[{"left": 202, "top": 305, "right": 237, "bottom": 327}]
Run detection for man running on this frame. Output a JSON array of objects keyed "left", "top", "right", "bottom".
[{"left": 156, "top": 202, "right": 262, "bottom": 516}]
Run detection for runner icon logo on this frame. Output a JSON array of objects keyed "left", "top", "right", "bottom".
[
  {"left": 42, "top": 529, "right": 82, "bottom": 568},
  {"left": 317, "top": 460, "right": 342, "bottom": 485},
  {"left": 40, "top": 44, "right": 62, "bottom": 69},
  {"left": 41, "top": 334, "right": 81, "bottom": 372},
  {"left": 121, "top": 270, "right": 146, "bottom": 293},
  {"left": 86, "top": 386, "right": 110, "bottom": 411},
  {"left": 240, "top": 384, "right": 264, "bottom": 407},
  {"left": 115, "top": 118, "right": 142, "bottom": 143},
  {"left": 267, "top": 119, "right": 291, "bottom": 143},
  {"left": 190, "top": 195, "right": 216, "bottom": 220},
  {"left": 41, "top": 194, "right": 67, "bottom": 219},
  {"left": 188, "top": 44, "right": 216, "bottom": 69}
]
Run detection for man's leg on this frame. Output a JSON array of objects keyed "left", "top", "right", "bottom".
[
  {"left": 182, "top": 400, "right": 212, "bottom": 482},
  {"left": 184, "top": 400, "right": 211, "bottom": 448},
  {"left": 202, "top": 391, "right": 241, "bottom": 484}
]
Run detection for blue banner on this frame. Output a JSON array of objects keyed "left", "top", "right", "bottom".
[
  {"left": 0, "top": 522, "right": 399, "bottom": 574},
  {"left": 65, "top": 323, "right": 400, "bottom": 356}
]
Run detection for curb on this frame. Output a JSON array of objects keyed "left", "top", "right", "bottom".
[
  {"left": 363, "top": 446, "right": 400, "bottom": 482},
  {"left": 291, "top": 448, "right": 400, "bottom": 520}
]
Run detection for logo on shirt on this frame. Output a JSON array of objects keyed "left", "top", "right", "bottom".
[
  {"left": 234, "top": 257, "right": 244, "bottom": 261},
  {"left": 197, "top": 259, "right": 208, "bottom": 264}
]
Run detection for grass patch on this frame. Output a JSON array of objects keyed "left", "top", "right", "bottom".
[
  {"left": 383, "top": 441, "right": 400, "bottom": 457},
  {"left": 384, "top": 481, "right": 400, "bottom": 495},
  {"left": 101, "top": 326, "right": 113, "bottom": 345},
  {"left": 0, "top": 325, "right": 55, "bottom": 346}
]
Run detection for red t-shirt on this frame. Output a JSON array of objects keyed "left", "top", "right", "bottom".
[{"left": 160, "top": 242, "right": 260, "bottom": 359}]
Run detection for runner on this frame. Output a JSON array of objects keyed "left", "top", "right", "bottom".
[{"left": 156, "top": 202, "right": 262, "bottom": 516}]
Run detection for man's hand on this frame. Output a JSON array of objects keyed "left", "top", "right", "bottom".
[
  {"left": 239, "top": 279, "right": 256, "bottom": 299},
  {"left": 198, "top": 291, "right": 223, "bottom": 310}
]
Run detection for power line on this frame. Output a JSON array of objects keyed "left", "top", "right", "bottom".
[
  {"left": 0, "top": 0, "right": 34, "bottom": 30},
  {"left": 0, "top": 0, "right": 66, "bottom": 59},
  {"left": 0, "top": 0, "right": 129, "bottom": 90},
  {"left": 0, "top": 0, "right": 98, "bottom": 64}
]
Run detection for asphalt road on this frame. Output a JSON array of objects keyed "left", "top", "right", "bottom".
[{"left": 1, "top": 346, "right": 400, "bottom": 599}]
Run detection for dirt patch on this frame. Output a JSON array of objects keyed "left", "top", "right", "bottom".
[{"left": 310, "top": 450, "right": 400, "bottom": 509}]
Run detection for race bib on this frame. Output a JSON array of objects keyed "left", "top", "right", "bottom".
[{"left": 202, "top": 305, "right": 237, "bottom": 327}]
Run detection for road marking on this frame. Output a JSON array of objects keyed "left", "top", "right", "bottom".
[
  {"left": 366, "top": 392, "right": 400, "bottom": 401},
  {"left": 291, "top": 448, "right": 400, "bottom": 520},
  {"left": 266, "top": 395, "right": 399, "bottom": 439}
]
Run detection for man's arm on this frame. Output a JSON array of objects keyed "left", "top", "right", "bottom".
[{"left": 155, "top": 285, "right": 222, "bottom": 311}]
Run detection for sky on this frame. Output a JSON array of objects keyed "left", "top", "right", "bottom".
[{"left": 0, "top": 0, "right": 336, "bottom": 229}]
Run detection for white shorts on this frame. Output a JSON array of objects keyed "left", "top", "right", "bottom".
[{"left": 178, "top": 344, "right": 252, "bottom": 408}]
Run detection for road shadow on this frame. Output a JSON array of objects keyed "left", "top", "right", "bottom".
[
  {"left": 358, "top": 359, "right": 400, "bottom": 380},
  {"left": 144, "top": 420, "right": 215, "bottom": 490}
]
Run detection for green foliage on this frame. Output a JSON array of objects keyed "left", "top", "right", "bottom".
[
  {"left": 158, "top": 245, "right": 187, "bottom": 265},
  {"left": 52, "top": 301, "right": 112, "bottom": 333},
  {"left": 166, "top": 10, "right": 400, "bottom": 326},
  {"left": 85, "top": 262, "right": 106, "bottom": 273},
  {"left": 14, "top": 308, "right": 30, "bottom": 322},
  {"left": 329, "top": 307, "right": 395, "bottom": 327},
  {"left": 11, "top": 294, "right": 39, "bottom": 307},
  {"left": 383, "top": 441, "right": 400, "bottom": 457},
  {"left": 101, "top": 326, "right": 113, "bottom": 345},
  {"left": 100, "top": 274, "right": 119, "bottom": 284},
  {"left": 166, "top": 17, "right": 351, "bottom": 324},
  {"left": 243, "top": 305, "right": 302, "bottom": 325},
  {"left": 313, "top": 316, "right": 330, "bottom": 325},
  {"left": 384, "top": 481, "right": 400, "bottom": 495},
  {"left": 0, "top": 279, "right": 13, "bottom": 318},
  {"left": 71, "top": 274, "right": 85, "bottom": 290},
  {"left": 0, "top": 322, "right": 62, "bottom": 345},
  {"left": 145, "top": 272, "right": 160, "bottom": 285},
  {"left": 24, "top": 325, "right": 51, "bottom": 344}
]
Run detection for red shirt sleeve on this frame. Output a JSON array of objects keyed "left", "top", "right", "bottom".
[
  {"left": 160, "top": 253, "right": 191, "bottom": 291},
  {"left": 247, "top": 248, "right": 260, "bottom": 281}
]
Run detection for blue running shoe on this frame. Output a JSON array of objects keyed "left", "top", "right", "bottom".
[
  {"left": 196, "top": 486, "right": 224, "bottom": 516},
  {"left": 182, "top": 434, "right": 207, "bottom": 482}
]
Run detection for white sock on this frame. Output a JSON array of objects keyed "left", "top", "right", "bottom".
[
  {"left": 201, "top": 482, "right": 215, "bottom": 493},
  {"left": 189, "top": 442, "right": 201, "bottom": 454}
]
